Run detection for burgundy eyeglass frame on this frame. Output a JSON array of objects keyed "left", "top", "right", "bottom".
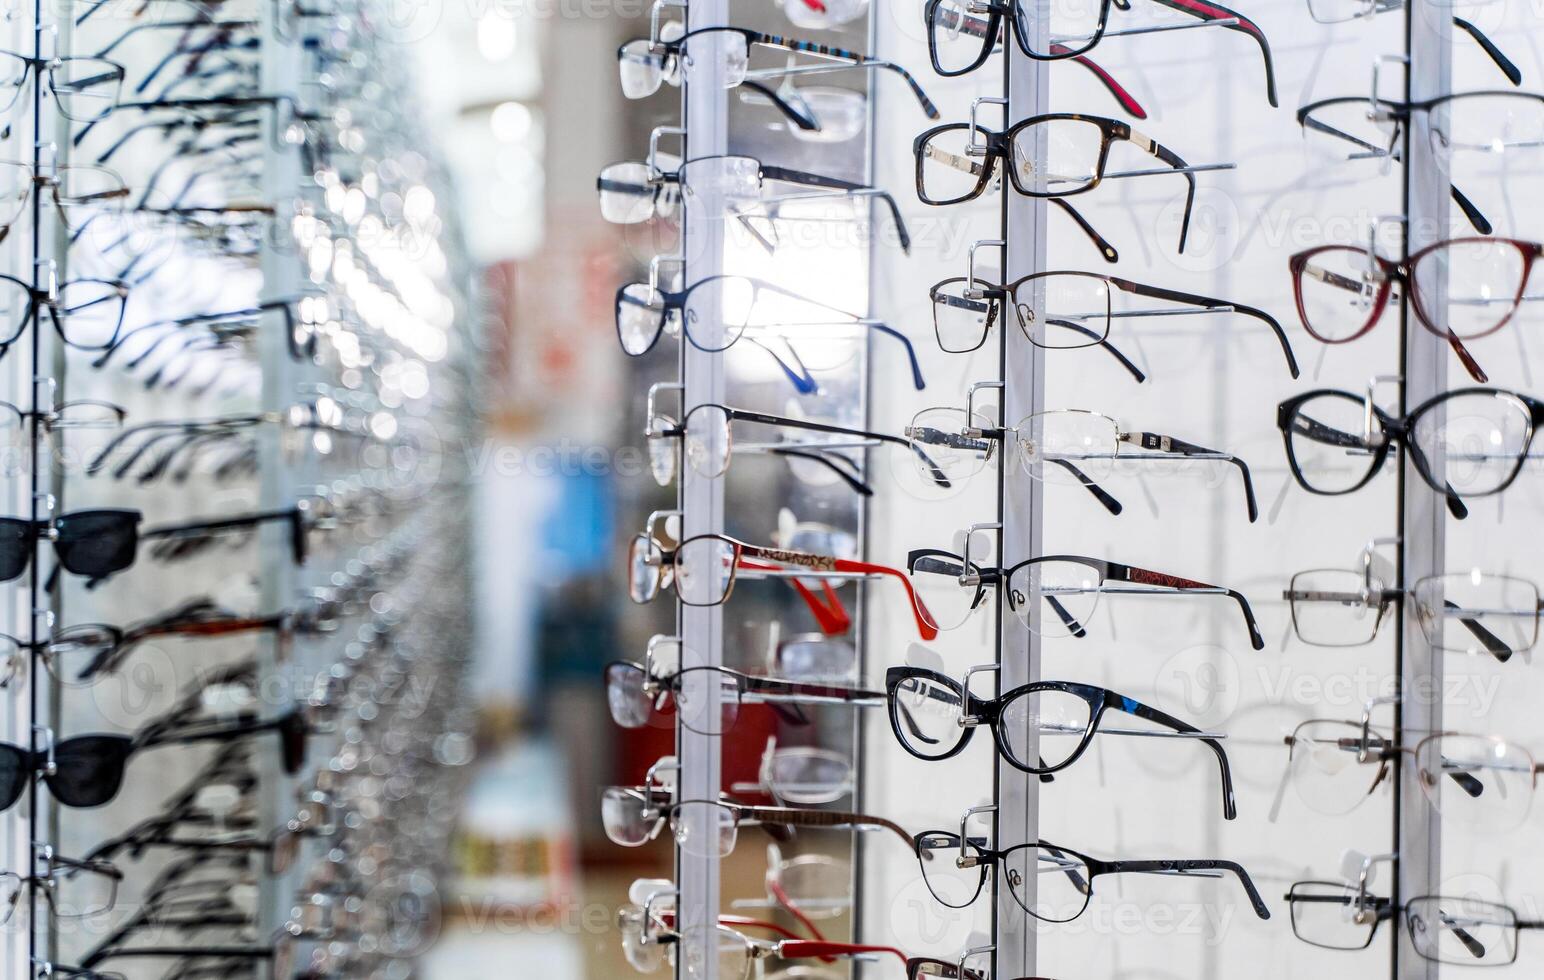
[{"left": 1288, "top": 237, "right": 1544, "bottom": 383}]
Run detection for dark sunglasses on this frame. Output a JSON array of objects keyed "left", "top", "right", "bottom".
[
  {"left": 0, "top": 509, "right": 141, "bottom": 582},
  {"left": 0, "top": 710, "right": 309, "bottom": 811}
]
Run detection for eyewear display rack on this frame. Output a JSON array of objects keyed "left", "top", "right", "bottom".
[
  {"left": 1397, "top": 5, "right": 1451, "bottom": 980},
  {"left": 676, "top": 0, "right": 730, "bottom": 963},
  {"left": 0, "top": 0, "right": 479, "bottom": 977}
]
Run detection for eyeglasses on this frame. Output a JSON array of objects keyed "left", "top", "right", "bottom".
[
  {"left": 0, "top": 711, "right": 309, "bottom": 812},
  {"left": 0, "top": 273, "right": 130, "bottom": 355},
  {"left": 1297, "top": 92, "right": 1544, "bottom": 235},
  {"left": 1286, "top": 882, "right": 1544, "bottom": 965},
  {"left": 913, "top": 114, "right": 1200, "bottom": 251},
  {"left": 616, "top": 277, "right": 924, "bottom": 393},
  {"left": 617, "top": 26, "right": 938, "bottom": 120},
  {"left": 604, "top": 660, "right": 881, "bottom": 736},
  {"left": 1285, "top": 556, "right": 1541, "bottom": 659},
  {"left": 1284, "top": 879, "right": 1393, "bottom": 950},
  {"left": 0, "top": 51, "right": 125, "bottom": 122},
  {"left": 628, "top": 529, "right": 940, "bottom": 640},
  {"left": 643, "top": 798, "right": 915, "bottom": 858},
  {"left": 1276, "top": 387, "right": 1544, "bottom": 512},
  {"left": 905, "top": 407, "right": 1258, "bottom": 522},
  {"left": 1300, "top": 0, "right": 1519, "bottom": 84},
  {"left": 884, "top": 666, "right": 1237, "bottom": 818},
  {"left": 928, "top": 269, "right": 1298, "bottom": 378},
  {"left": 1279, "top": 720, "right": 1541, "bottom": 830},
  {"left": 34, "top": 602, "right": 293, "bottom": 685},
  {"left": 0, "top": 162, "right": 128, "bottom": 238},
  {"left": 0, "top": 853, "right": 123, "bottom": 921},
  {"left": 902, "top": 548, "right": 1263, "bottom": 647},
  {"left": 912, "top": 832, "right": 1269, "bottom": 921},
  {"left": 648, "top": 403, "right": 943, "bottom": 490},
  {"left": 140, "top": 504, "right": 316, "bottom": 565},
  {"left": 598, "top": 154, "right": 909, "bottom": 244},
  {"left": 0, "top": 509, "right": 141, "bottom": 583},
  {"left": 618, "top": 899, "right": 823, "bottom": 974},
  {"left": 922, "top": 0, "right": 1276, "bottom": 104},
  {"left": 1288, "top": 237, "right": 1543, "bottom": 383}
]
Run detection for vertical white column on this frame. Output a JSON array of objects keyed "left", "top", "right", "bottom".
[
  {"left": 1396, "top": 8, "right": 1450, "bottom": 980},
  {"left": 676, "top": 8, "right": 727, "bottom": 978},
  {"left": 996, "top": 17, "right": 1048, "bottom": 979}
]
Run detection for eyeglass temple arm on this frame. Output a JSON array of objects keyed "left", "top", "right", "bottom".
[
  {"left": 745, "top": 804, "right": 916, "bottom": 853},
  {"left": 1058, "top": 47, "right": 1149, "bottom": 119},
  {"left": 1146, "top": 0, "right": 1277, "bottom": 106},
  {"left": 1126, "top": 130, "right": 1196, "bottom": 252},
  {"left": 1121, "top": 562, "right": 1263, "bottom": 649},
  {"left": 778, "top": 940, "right": 909, "bottom": 966},
  {"left": 133, "top": 711, "right": 295, "bottom": 752},
  {"left": 743, "top": 543, "right": 939, "bottom": 640},
  {"left": 1394, "top": 433, "right": 1470, "bottom": 520},
  {"left": 1452, "top": 17, "right": 1521, "bottom": 85},
  {"left": 742, "top": 674, "right": 885, "bottom": 704},
  {"left": 758, "top": 164, "right": 913, "bottom": 254},
  {"left": 730, "top": 407, "right": 952, "bottom": 488},
  {"left": 1121, "top": 431, "right": 1258, "bottom": 522},
  {"left": 1441, "top": 599, "right": 1515, "bottom": 662},
  {"left": 765, "top": 880, "right": 831, "bottom": 948},
  {"left": 1049, "top": 198, "right": 1120, "bottom": 263},
  {"left": 744, "top": 32, "right": 941, "bottom": 120},
  {"left": 866, "top": 321, "right": 927, "bottom": 389},
  {"left": 765, "top": 447, "right": 874, "bottom": 496},
  {"left": 1113, "top": 275, "right": 1298, "bottom": 378},
  {"left": 745, "top": 337, "right": 819, "bottom": 395},
  {"left": 738, "top": 78, "right": 819, "bottom": 131},
  {"left": 715, "top": 913, "right": 819, "bottom": 945},
  {"left": 1106, "top": 858, "right": 1269, "bottom": 918},
  {"left": 1039, "top": 314, "right": 1143, "bottom": 378},
  {"left": 738, "top": 558, "right": 852, "bottom": 635},
  {"left": 1045, "top": 458, "right": 1124, "bottom": 515},
  {"left": 1112, "top": 694, "right": 1237, "bottom": 819}
]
